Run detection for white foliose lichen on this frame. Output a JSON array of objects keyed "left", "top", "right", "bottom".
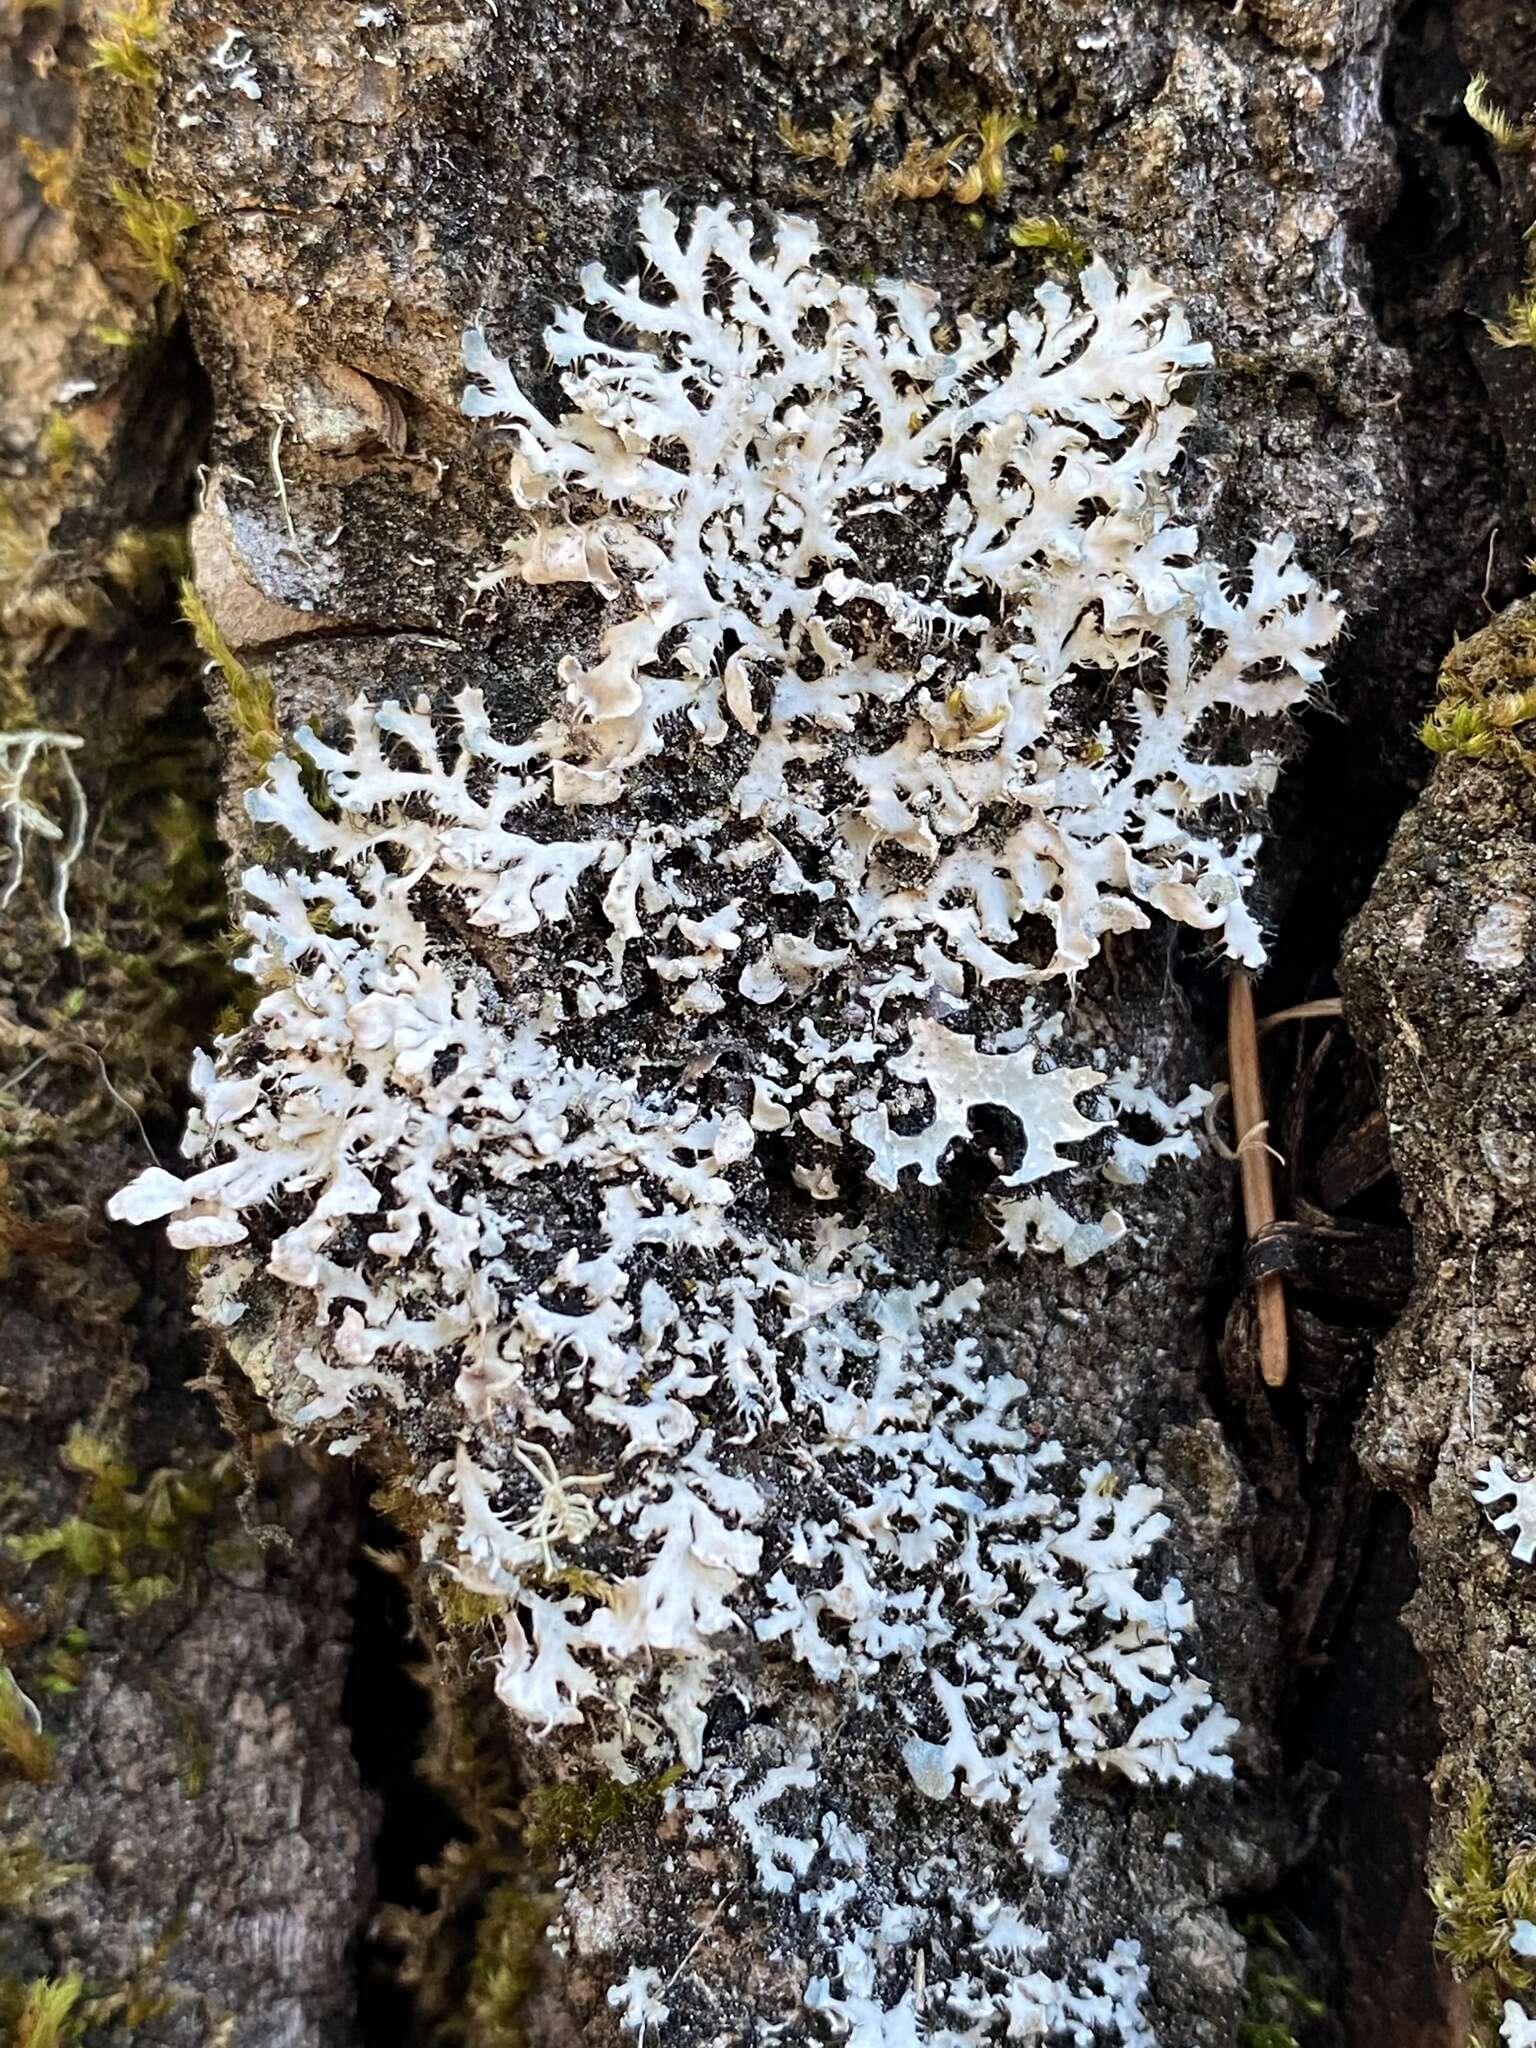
[
  {"left": 110, "top": 196, "right": 1341, "bottom": 2041},
  {"left": 1474, "top": 1458, "right": 1536, "bottom": 1564}
]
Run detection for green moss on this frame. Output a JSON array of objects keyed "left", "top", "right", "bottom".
[
  {"left": 1420, "top": 610, "right": 1536, "bottom": 772},
  {"left": 1430, "top": 1780, "right": 1536, "bottom": 2023},
  {"left": 1237, "top": 1915, "right": 1325, "bottom": 2048},
  {"left": 178, "top": 580, "right": 280, "bottom": 772},
  {"left": 0, "top": 1832, "right": 85, "bottom": 1911},
  {"left": 960, "top": 109, "right": 1028, "bottom": 204},
  {"left": 1465, "top": 74, "right": 1535, "bottom": 152},
  {"left": 110, "top": 181, "right": 197, "bottom": 290},
  {"left": 16, "top": 139, "right": 74, "bottom": 213},
  {"left": 6, "top": 1426, "right": 239, "bottom": 1622},
  {"left": 432, "top": 1582, "right": 511, "bottom": 1635},
  {"left": 0, "top": 1655, "right": 52, "bottom": 1783},
  {"left": 1008, "top": 213, "right": 1088, "bottom": 269},
  {"left": 0, "top": 1929, "right": 201, "bottom": 2044},
  {"left": 40, "top": 417, "right": 78, "bottom": 485},
  {"left": 102, "top": 527, "right": 191, "bottom": 611},
  {"left": 452, "top": 1884, "right": 557, "bottom": 2048},
  {"left": 4, "top": 1972, "right": 85, "bottom": 2048},
  {"left": 1487, "top": 289, "right": 1536, "bottom": 353},
  {"left": 521, "top": 1763, "right": 683, "bottom": 1863},
  {"left": 88, "top": 0, "right": 167, "bottom": 90},
  {"left": 776, "top": 107, "right": 861, "bottom": 168}
]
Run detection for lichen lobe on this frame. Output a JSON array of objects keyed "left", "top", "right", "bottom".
[{"left": 112, "top": 195, "right": 1343, "bottom": 2044}]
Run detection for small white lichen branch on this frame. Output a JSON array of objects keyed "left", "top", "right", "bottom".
[
  {"left": 1474, "top": 1457, "right": 1536, "bottom": 1563},
  {"left": 0, "top": 726, "right": 87, "bottom": 944}
]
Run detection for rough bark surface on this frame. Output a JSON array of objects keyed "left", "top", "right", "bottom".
[
  {"left": 135, "top": 1, "right": 1435, "bottom": 2043},
  {"left": 5, "top": 0, "right": 1533, "bottom": 2041},
  {"left": 1334, "top": 1, "right": 1536, "bottom": 2037},
  {"left": 0, "top": 2, "right": 375, "bottom": 2039},
  {"left": 1343, "top": 697, "right": 1536, "bottom": 1828}
]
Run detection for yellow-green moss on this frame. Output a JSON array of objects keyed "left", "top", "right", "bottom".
[
  {"left": 0, "top": 1928, "right": 200, "bottom": 2044},
  {"left": 88, "top": 0, "right": 167, "bottom": 89},
  {"left": 39, "top": 417, "right": 78, "bottom": 485},
  {"left": 102, "top": 527, "right": 191, "bottom": 610},
  {"left": 1008, "top": 213, "right": 1088, "bottom": 269},
  {"left": 0, "top": 1832, "right": 85, "bottom": 1911},
  {"left": 867, "top": 104, "right": 1029, "bottom": 208},
  {"left": 452, "top": 1884, "right": 557, "bottom": 2048},
  {"left": 178, "top": 581, "right": 280, "bottom": 771},
  {"left": 432, "top": 1582, "right": 511, "bottom": 1635},
  {"left": 6, "top": 1426, "right": 239, "bottom": 1621},
  {"left": 953, "top": 109, "right": 1028, "bottom": 204},
  {"left": 0, "top": 1655, "right": 52, "bottom": 1783},
  {"left": 1237, "top": 1914, "right": 1325, "bottom": 2048},
  {"left": 1465, "top": 74, "right": 1535, "bottom": 153},
  {"left": 110, "top": 181, "right": 197, "bottom": 290},
  {"left": 521, "top": 1764, "right": 683, "bottom": 1864},
  {"left": 1430, "top": 1780, "right": 1536, "bottom": 2046},
  {"left": 776, "top": 108, "right": 861, "bottom": 168},
  {"left": 5, "top": 1972, "right": 85, "bottom": 2048},
  {"left": 1431, "top": 1780, "right": 1536, "bottom": 1982},
  {"left": 17, "top": 138, "right": 74, "bottom": 213},
  {"left": 1420, "top": 610, "right": 1536, "bottom": 772}
]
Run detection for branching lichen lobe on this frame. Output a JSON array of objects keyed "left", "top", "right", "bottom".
[{"left": 114, "top": 197, "right": 1345, "bottom": 2043}]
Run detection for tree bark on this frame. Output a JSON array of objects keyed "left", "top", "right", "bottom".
[
  {"left": 4, "top": 0, "right": 1531, "bottom": 2043},
  {"left": 1, "top": 7, "right": 374, "bottom": 2042}
]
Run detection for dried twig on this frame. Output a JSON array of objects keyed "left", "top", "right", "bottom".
[
  {"left": 1228, "top": 969, "right": 1288, "bottom": 1389},
  {"left": 1256, "top": 996, "right": 1343, "bottom": 1036}
]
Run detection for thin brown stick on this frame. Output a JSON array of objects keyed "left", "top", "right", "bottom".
[
  {"left": 1228, "top": 969, "right": 1288, "bottom": 1389},
  {"left": 1256, "top": 996, "right": 1344, "bottom": 1035}
]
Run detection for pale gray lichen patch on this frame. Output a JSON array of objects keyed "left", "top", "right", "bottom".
[{"left": 111, "top": 196, "right": 1343, "bottom": 2043}]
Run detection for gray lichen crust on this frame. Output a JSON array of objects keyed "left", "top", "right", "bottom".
[{"left": 113, "top": 198, "right": 1343, "bottom": 2043}]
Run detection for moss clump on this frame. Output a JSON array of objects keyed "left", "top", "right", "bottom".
[
  {"left": 868, "top": 105, "right": 1029, "bottom": 207},
  {"left": 39, "top": 417, "right": 78, "bottom": 485},
  {"left": 17, "top": 139, "right": 74, "bottom": 214},
  {"left": 4, "top": 1972, "right": 85, "bottom": 2048},
  {"left": 178, "top": 581, "right": 280, "bottom": 772},
  {"left": 1465, "top": 74, "right": 1535, "bottom": 154},
  {"left": 110, "top": 181, "right": 197, "bottom": 290},
  {"left": 776, "top": 108, "right": 861, "bottom": 168},
  {"left": 431, "top": 1582, "right": 510, "bottom": 1635},
  {"left": 521, "top": 1764, "right": 683, "bottom": 1863},
  {"left": 102, "top": 527, "right": 190, "bottom": 611},
  {"left": 0, "top": 1833, "right": 85, "bottom": 1911},
  {"left": 1421, "top": 684, "right": 1536, "bottom": 765},
  {"left": 1008, "top": 213, "right": 1088, "bottom": 270},
  {"left": 373, "top": 1619, "right": 538, "bottom": 2044},
  {"left": 1431, "top": 1779, "right": 1536, "bottom": 1976},
  {"left": 0, "top": 496, "right": 239, "bottom": 1218},
  {"left": 0, "top": 1656, "right": 52, "bottom": 1782},
  {"left": 1237, "top": 1914, "right": 1325, "bottom": 2048},
  {"left": 0, "top": 1928, "right": 205, "bottom": 2044},
  {"left": 88, "top": 0, "right": 167, "bottom": 90},
  {"left": 953, "top": 110, "right": 1028, "bottom": 205},
  {"left": 1430, "top": 1780, "right": 1536, "bottom": 2046},
  {"left": 6, "top": 1426, "right": 240, "bottom": 1620},
  {"left": 1488, "top": 291, "right": 1536, "bottom": 353},
  {"left": 1420, "top": 607, "right": 1536, "bottom": 772},
  {"left": 452, "top": 1885, "right": 557, "bottom": 2048}
]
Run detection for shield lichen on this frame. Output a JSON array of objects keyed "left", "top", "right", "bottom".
[{"left": 113, "top": 196, "right": 1344, "bottom": 2043}]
